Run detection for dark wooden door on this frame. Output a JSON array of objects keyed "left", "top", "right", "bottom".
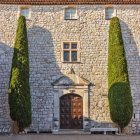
[{"left": 60, "top": 94, "right": 83, "bottom": 129}]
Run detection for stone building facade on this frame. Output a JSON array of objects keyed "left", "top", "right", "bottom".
[{"left": 0, "top": 0, "right": 140, "bottom": 134}]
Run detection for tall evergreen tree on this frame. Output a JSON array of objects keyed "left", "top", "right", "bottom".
[
  {"left": 108, "top": 17, "right": 133, "bottom": 132},
  {"left": 8, "top": 16, "right": 31, "bottom": 132}
]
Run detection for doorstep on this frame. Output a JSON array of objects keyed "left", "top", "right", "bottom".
[{"left": 52, "top": 129, "right": 91, "bottom": 135}]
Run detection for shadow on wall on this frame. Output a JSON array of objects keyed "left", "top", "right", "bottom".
[
  {"left": 27, "top": 25, "right": 113, "bottom": 132},
  {"left": 27, "top": 25, "right": 64, "bottom": 131},
  {"left": 0, "top": 42, "right": 13, "bottom": 132},
  {"left": 0, "top": 26, "right": 115, "bottom": 133},
  {"left": 120, "top": 20, "right": 140, "bottom": 133}
]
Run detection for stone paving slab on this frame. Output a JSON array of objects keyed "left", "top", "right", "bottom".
[{"left": 0, "top": 134, "right": 140, "bottom": 140}]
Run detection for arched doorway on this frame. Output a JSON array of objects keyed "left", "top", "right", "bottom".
[{"left": 60, "top": 94, "right": 83, "bottom": 129}]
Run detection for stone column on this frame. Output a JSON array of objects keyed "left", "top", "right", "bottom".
[{"left": 83, "top": 88, "right": 90, "bottom": 131}]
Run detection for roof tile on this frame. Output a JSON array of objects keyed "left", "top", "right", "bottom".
[{"left": 0, "top": 0, "right": 140, "bottom": 5}]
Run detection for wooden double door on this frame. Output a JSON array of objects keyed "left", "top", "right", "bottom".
[{"left": 60, "top": 94, "right": 83, "bottom": 129}]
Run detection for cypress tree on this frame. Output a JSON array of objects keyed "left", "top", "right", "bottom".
[
  {"left": 108, "top": 17, "right": 133, "bottom": 132},
  {"left": 8, "top": 16, "right": 31, "bottom": 132}
]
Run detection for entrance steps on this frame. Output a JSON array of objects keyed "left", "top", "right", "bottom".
[{"left": 52, "top": 129, "right": 91, "bottom": 135}]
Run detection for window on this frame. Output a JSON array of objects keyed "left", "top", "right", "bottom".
[
  {"left": 63, "top": 42, "right": 78, "bottom": 62},
  {"left": 20, "top": 7, "right": 30, "bottom": 19},
  {"left": 105, "top": 7, "right": 114, "bottom": 20},
  {"left": 65, "top": 8, "right": 77, "bottom": 20}
]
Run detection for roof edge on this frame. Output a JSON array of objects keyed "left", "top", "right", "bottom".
[{"left": 0, "top": 1, "right": 140, "bottom": 5}]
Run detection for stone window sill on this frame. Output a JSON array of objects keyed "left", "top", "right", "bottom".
[
  {"left": 26, "top": 19, "right": 32, "bottom": 21},
  {"left": 64, "top": 18, "right": 78, "bottom": 20},
  {"left": 105, "top": 18, "right": 111, "bottom": 20},
  {"left": 62, "top": 62, "right": 81, "bottom": 64}
]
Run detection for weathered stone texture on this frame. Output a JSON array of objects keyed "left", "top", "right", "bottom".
[
  {"left": 117, "top": 5, "right": 140, "bottom": 134},
  {"left": 0, "top": 5, "right": 17, "bottom": 133},
  {"left": 0, "top": 4, "right": 140, "bottom": 133}
]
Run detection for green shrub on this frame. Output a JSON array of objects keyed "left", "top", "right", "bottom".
[
  {"left": 8, "top": 16, "right": 31, "bottom": 131},
  {"left": 108, "top": 17, "right": 133, "bottom": 132}
]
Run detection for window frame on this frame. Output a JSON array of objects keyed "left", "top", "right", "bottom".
[
  {"left": 105, "top": 7, "right": 116, "bottom": 20},
  {"left": 18, "top": 6, "right": 31, "bottom": 20},
  {"left": 64, "top": 7, "right": 78, "bottom": 20},
  {"left": 62, "top": 41, "right": 80, "bottom": 63}
]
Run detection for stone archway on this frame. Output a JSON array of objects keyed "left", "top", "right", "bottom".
[{"left": 60, "top": 94, "right": 83, "bottom": 129}]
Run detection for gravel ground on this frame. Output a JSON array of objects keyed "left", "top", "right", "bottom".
[{"left": 0, "top": 134, "right": 140, "bottom": 140}]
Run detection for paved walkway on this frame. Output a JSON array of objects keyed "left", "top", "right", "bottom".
[{"left": 0, "top": 134, "right": 140, "bottom": 140}]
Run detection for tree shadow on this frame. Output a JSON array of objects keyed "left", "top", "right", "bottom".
[
  {"left": 0, "top": 23, "right": 116, "bottom": 133},
  {"left": 120, "top": 20, "right": 140, "bottom": 133},
  {"left": 0, "top": 42, "right": 13, "bottom": 133},
  {"left": 27, "top": 25, "right": 114, "bottom": 132},
  {"left": 27, "top": 25, "right": 63, "bottom": 131}
]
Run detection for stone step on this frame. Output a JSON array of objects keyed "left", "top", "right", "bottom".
[
  {"left": 52, "top": 130, "right": 91, "bottom": 135},
  {"left": 25, "top": 129, "right": 52, "bottom": 134}
]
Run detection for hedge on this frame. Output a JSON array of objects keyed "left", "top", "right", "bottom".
[
  {"left": 8, "top": 16, "right": 31, "bottom": 132},
  {"left": 108, "top": 17, "right": 133, "bottom": 132}
]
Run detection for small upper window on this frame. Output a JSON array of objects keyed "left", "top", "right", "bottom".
[
  {"left": 65, "top": 8, "right": 77, "bottom": 20},
  {"left": 105, "top": 7, "right": 114, "bottom": 20},
  {"left": 20, "top": 7, "right": 30, "bottom": 19}
]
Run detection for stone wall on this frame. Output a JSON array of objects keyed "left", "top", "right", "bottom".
[
  {"left": 117, "top": 5, "right": 140, "bottom": 134},
  {"left": 0, "top": 4, "right": 140, "bottom": 133},
  {"left": 0, "top": 5, "right": 17, "bottom": 132}
]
